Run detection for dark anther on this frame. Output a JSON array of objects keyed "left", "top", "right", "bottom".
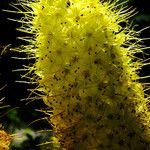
[
  {"left": 54, "top": 75, "right": 59, "bottom": 81},
  {"left": 86, "top": 32, "right": 92, "bottom": 37},
  {"left": 62, "top": 68, "right": 70, "bottom": 75},
  {"left": 70, "top": 56, "right": 79, "bottom": 64},
  {"left": 66, "top": 0, "right": 70, "bottom": 7},
  {"left": 94, "top": 58, "right": 101, "bottom": 64},
  {"left": 76, "top": 95, "right": 81, "bottom": 101}
]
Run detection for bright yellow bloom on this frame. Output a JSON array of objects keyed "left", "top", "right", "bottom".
[
  {"left": 0, "top": 129, "right": 12, "bottom": 150},
  {"left": 15, "top": 0, "right": 150, "bottom": 149}
]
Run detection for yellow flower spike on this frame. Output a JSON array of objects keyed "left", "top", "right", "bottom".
[{"left": 13, "top": 0, "right": 150, "bottom": 149}]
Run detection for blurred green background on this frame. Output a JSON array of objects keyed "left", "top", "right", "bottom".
[{"left": 0, "top": 0, "right": 150, "bottom": 149}]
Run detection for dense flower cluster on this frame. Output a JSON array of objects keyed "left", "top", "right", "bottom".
[
  {"left": 15, "top": 0, "right": 150, "bottom": 149},
  {"left": 0, "top": 127, "right": 12, "bottom": 150}
]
